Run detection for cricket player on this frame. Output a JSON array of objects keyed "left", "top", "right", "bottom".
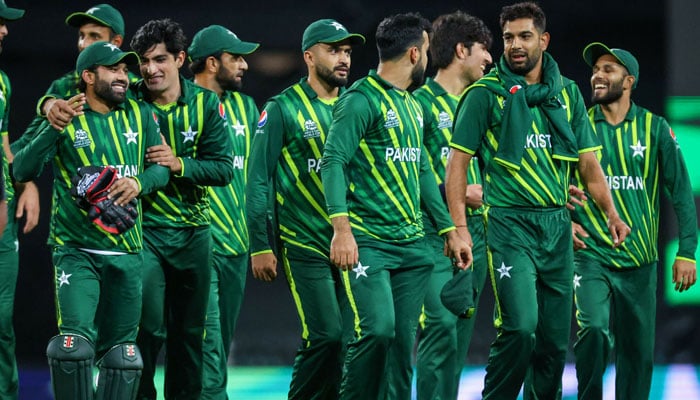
[
  {"left": 571, "top": 42, "right": 697, "bottom": 400},
  {"left": 13, "top": 41, "right": 169, "bottom": 400},
  {"left": 321, "top": 12, "right": 471, "bottom": 399},
  {"left": 445, "top": 3, "right": 629, "bottom": 398},
  {"left": 247, "top": 18, "right": 364, "bottom": 399},
  {"left": 188, "top": 24, "right": 260, "bottom": 399}
]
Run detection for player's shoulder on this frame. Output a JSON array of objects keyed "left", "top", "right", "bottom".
[{"left": 559, "top": 75, "right": 584, "bottom": 95}]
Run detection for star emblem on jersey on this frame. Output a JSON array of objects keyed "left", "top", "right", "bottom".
[
  {"left": 103, "top": 43, "right": 120, "bottom": 52},
  {"left": 630, "top": 140, "right": 646, "bottom": 158},
  {"left": 181, "top": 126, "right": 197, "bottom": 142},
  {"left": 123, "top": 128, "right": 138, "bottom": 144},
  {"left": 330, "top": 21, "right": 346, "bottom": 31},
  {"left": 353, "top": 261, "right": 369, "bottom": 279},
  {"left": 232, "top": 122, "right": 246, "bottom": 136},
  {"left": 496, "top": 262, "right": 513, "bottom": 279},
  {"left": 573, "top": 274, "right": 582, "bottom": 289},
  {"left": 58, "top": 271, "right": 72, "bottom": 287}
]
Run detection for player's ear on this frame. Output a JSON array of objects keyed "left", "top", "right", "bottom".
[
  {"left": 81, "top": 69, "right": 95, "bottom": 86},
  {"left": 110, "top": 34, "right": 123, "bottom": 48}
]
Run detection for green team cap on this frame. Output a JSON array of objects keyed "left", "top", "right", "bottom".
[
  {"left": 65, "top": 4, "right": 125, "bottom": 37},
  {"left": 76, "top": 41, "right": 139, "bottom": 73},
  {"left": 188, "top": 25, "right": 260, "bottom": 61},
  {"left": 301, "top": 19, "right": 365, "bottom": 51},
  {"left": 0, "top": 0, "right": 25, "bottom": 21},
  {"left": 583, "top": 42, "right": 639, "bottom": 89}
]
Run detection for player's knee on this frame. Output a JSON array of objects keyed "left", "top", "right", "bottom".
[
  {"left": 47, "top": 333, "right": 95, "bottom": 362},
  {"left": 98, "top": 343, "right": 143, "bottom": 370},
  {"left": 95, "top": 343, "right": 143, "bottom": 400},
  {"left": 46, "top": 334, "right": 95, "bottom": 400}
]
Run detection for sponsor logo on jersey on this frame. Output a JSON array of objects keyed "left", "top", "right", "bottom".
[
  {"left": 303, "top": 119, "right": 321, "bottom": 139},
  {"left": 257, "top": 110, "right": 268, "bottom": 128},
  {"left": 509, "top": 85, "right": 522, "bottom": 94},
  {"left": 307, "top": 158, "right": 322, "bottom": 173},
  {"left": 384, "top": 109, "right": 400, "bottom": 129},
  {"left": 73, "top": 129, "right": 92, "bottom": 148},
  {"left": 606, "top": 175, "right": 644, "bottom": 191},
  {"left": 218, "top": 103, "right": 227, "bottom": 120},
  {"left": 152, "top": 111, "right": 160, "bottom": 126},
  {"left": 437, "top": 111, "right": 452, "bottom": 130},
  {"left": 385, "top": 147, "right": 421, "bottom": 162},
  {"left": 524, "top": 134, "right": 551, "bottom": 149}
]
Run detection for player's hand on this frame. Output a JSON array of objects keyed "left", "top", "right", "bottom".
[
  {"left": 146, "top": 134, "right": 182, "bottom": 174},
  {"left": 45, "top": 94, "right": 85, "bottom": 131},
  {"left": 672, "top": 259, "right": 697, "bottom": 292},
  {"left": 330, "top": 224, "right": 358, "bottom": 271},
  {"left": 108, "top": 177, "right": 140, "bottom": 206},
  {"left": 445, "top": 229, "right": 472, "bottom": 270},
  {"left": 572, "top": 221, "right": 588, "bottom": 250},
  {"left": 251, "top": 252, "right": 278, "bottom": 282},
  {"left": 567, "top": 184, "right": 588, "bottom": 210},
  {"left": 15, "top": 181, "right": 40, "bottom": 234},
  {"left": 465, "top": 184, "right": 483, "bottom": 210},
  {"left": 606, "top": 213, "right": 630, "bottom": 248}
]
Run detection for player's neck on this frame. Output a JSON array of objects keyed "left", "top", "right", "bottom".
[
  {"left": 434, "top": 67, "right": 470, "bottom": 96},
  {"left": 86, "top": 90, "right": 115, "bottom": 114},
  {"left": 151, "top": 81, "right": 182, "bottom": 106},
  {"left": 376, "top": 61, "right": 412, "bottom": 90},
  {"left": 193, "top": 74, "right": 223, "bottom": 97},
  {"left": 307, "top": 74, "right": 339, "bottom": 100},
  {"left": 599, "top": 96, "right": 632, "bottom": 126}
]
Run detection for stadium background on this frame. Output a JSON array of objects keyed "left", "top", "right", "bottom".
[{"left": 1, "top": 0, "right": 698, "bottom": 393}]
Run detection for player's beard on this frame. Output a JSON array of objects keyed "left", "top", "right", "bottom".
[
  {"left": 506, "top": 49, "right": 541, "bottom": 76},
  {"left": 216, "top": 64, "right": 243, "bottom": 92},
  {"left": 408, "top": 61, "right": 426, "bottom": 91},
  {"left": 592, "top": 77, "right": 624, "bottom": 105},
  {"left": 94, "top": 78, "right": 127, "bottom": 106},
  {"left": 316, "top": 63, "right": 348, "bottom": 88}
]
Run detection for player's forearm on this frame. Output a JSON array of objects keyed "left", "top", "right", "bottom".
[
  {"left": 320, "top": 159, "right": 349, "bottom": 217},
  {"left": 578, "top": 152, "right": 618, "bottom": 219},
  {"left": 420, "top": 163, "right": 454, "bottom": 234},
  {"left": 246, "top": 174, "right": 274, "bottom": 254},
  {"left": 12, "top": 126, "right": 61, "bottom": 182},
  {"left": 178, "top": 155, "right": 234, "bottom": 186},
  {"left": 445, "top": 150, "right": 471, "bottom": 226},
  {"left": 135, "top": 164, "right": 170, "bottom": 196}
]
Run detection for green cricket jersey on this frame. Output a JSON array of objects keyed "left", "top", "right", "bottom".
[
  {"left": 209, "top": 90, "right": 258, "bottom": 256},
  {"left": 247, "top": 78, "right": 337, "bottom": 257},
  {"left": 571, "top": 103, "right": 697, "bottom": 267},
  {"left": 451, "top": 76, "right": 600, "bottom": 208},
  {"left": 132, "top": 76, "right": 234, "bottom": 228},
  {"left": 0, "top": 70, "right": 14, "bottom": 204},
  {"left": 12, "top": 99, "right": 169, "bottom": 252},
  {"left": 413, "top": 78, "right": 485, "bottom": 220},
  {"left": 321, "top": 70, "right": 455, "bottom": 243}
]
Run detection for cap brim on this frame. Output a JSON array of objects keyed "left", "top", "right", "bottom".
[
  {"left": 110, "top": 52, "right": 140, "bottom": 67},
  {"left": 582, "top": 42, "right": 626, "bottom": 68},
  {"left": 0, "top": 7, "right": 25, "bottom": 21},
  {"left": 226, "top": 41, "right": 260, "bottom": 56},
  {"left": 324, "top": 33, "right": 366, "bottom": 47},
  {"left": 65, "top": 12, "right": 109, "bottom": 29}
]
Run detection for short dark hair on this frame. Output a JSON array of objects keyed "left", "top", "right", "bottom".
[
  {"left": 130, "top": 18, "right": 188, "bottom": 57},
  {"left": 499, "top": 2, "right": 546, "bottom": 33},
  {"left": 77, "top": 66, "right": 97, "bottom": 93},
  {"left": 375, "top": 12, "right": 432, "bottom": 62},
  {"left": 430, "top": 11, "right": 493, "bottom": 69},
  {"left": 189, "top": 52, "right": 223, "bottom": 75}
]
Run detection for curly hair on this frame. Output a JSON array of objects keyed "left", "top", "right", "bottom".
[
  {"left": 130, "top": 18, "right": 188, "bottom": 57},
  {"left": 430, "top": 11, "right": 493, "bottom": 70}
]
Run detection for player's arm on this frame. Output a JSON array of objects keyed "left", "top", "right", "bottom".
[
  {"left": 12, "top": 120, "right": 61, "bottom": 183},
  {"left": 420, "top": 149, "right": 472, "bottom": 269},
  {"left": 0, "top": 164, "right": 7, "bottom": 238},
  {"left": 110, "top": 108, "right": 170, "bottom": 206},
  {"left": 445, "top": 88, "right": 488, "bottom": 246},
  {"left": 3, "top": 134, "right": 40, "bottom": 234},
  {"left": 177, "top": 96, "right": 234, "bottom": 186},
  {"left": 658, "top": 119, "right": 697, "bottom": 291},
  {"left": 247, "top": 101, "right": 285, "bottom": 281},
  {"left": 320, "top": 91, "right": 369, "bottom": 270}
]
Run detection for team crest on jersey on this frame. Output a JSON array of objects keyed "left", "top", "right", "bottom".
[
  {"left": 257, "top": 110, "right": 268, "bottom": 128},
  {"left": 384, "top": 109, "right": 399, "bottom": 129},
  {"left": 303, "top": 119, "right": 321, "bottom": 139},
  {"left": 437, "top": 111, "right": 452, "bottom": 129},
  {"left": 73, "top": 129, "right": 91, "bottom": 148}
]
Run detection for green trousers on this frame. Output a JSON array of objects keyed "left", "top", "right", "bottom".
[
  {"left": 0, "top": 200, "right": 18, "bottom": 400},
  {"left": 201, "top": 253, "right": 248, "bottom": 400},
  {"left": 573, "top": 258, "right": 656, "bottom": 400},
  {"left": 339, "top": 235, "right": 433, "bottom": 400},
  {"left": 416, "top": 215, "right": 488, "bottom": 400},
  {"left": 482, "top": 207, "right": 573, "bottom": 400},
  {"left": 52, "top": 247, "right": 143, "bottom": 354},
  {"left": 282, "top": 244, "right": 346, "bottom": 400},
  {"left": 137, "top": 226, "right": 212, "bottom": 400}
]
